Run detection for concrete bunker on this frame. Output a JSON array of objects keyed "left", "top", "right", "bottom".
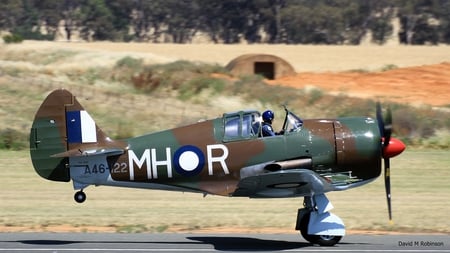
[{"left": 226, "top": 54, "right": 295, "bottom": 80}]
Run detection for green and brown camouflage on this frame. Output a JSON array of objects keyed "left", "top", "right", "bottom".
[
  {"left": 31, "top": 89, "right": 386, "bottom": 196},
  {"left": 29, "top": 89, "right": 406, "bottom": 246}
]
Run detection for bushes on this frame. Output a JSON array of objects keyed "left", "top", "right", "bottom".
[
  {"left": 3, "top": 34, "right": 23, "bottom": 44},
  {"left": 115, "top": 56, "right": 143, "bottom": 69},
  {"left": 307, "top": 88, "right": 324, "bottom": 105},
  {"left": 0, "top": 128, "right": 27, "bottom": 150},
  {"left": 125, "top": 60, "right": 227, "bottom": 97},
  {"left": 178, "top": 77, "right": 225, "bottom": 101},
  {"left": 392, "top": 106, "right": 450, "bottom": 148}
]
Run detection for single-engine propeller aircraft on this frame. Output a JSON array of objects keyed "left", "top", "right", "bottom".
[{"left": 30, "top": 89, "right": 405, "bottom": 246}]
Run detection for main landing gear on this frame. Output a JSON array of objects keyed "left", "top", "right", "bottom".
[
  {"left": 295, "top": 194, "right": 345, "bottom": 246},
  {"left": 74, "top": 190, "right": 86, "bottom": 203}
]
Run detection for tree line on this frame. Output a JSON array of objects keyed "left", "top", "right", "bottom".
[{"left": 1, "top": 0, "right": 449, "bottom": 45}]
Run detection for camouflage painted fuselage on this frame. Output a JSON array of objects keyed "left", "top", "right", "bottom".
[{"left": 30, "top": 89, "right": 382, "bottom": 198}]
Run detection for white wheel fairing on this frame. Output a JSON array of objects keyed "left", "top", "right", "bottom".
[
  {"left": 308, "top": 211, "right": 345, "bottom": 236},
  {"left": 299, "top": 212, "right": 343, "bottom": 246}
]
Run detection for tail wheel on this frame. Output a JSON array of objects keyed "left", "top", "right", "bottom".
[
  {"left": 74, "top": 191, "right": 86, "bottom": 203},
  {"left": 299, "top": 212, "right": 342, "bottom": 246}
]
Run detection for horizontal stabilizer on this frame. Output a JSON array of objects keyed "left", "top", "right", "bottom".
[{"left": 51, "top": 147, "right": 124, "bottom": 158}]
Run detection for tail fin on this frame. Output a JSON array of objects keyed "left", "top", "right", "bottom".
[{"left": 30, "top": 89, "right": 125, "bottom": 182}]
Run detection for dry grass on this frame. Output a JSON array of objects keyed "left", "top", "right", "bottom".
[
  {"left": 0, "top": 150, "right": 449, "bottom": 234},
  {"left": 3, "top": 41, "right": 450, "bottom": 72}
]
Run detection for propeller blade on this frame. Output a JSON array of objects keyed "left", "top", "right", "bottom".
[
  {"left": 377, "top": 103, "right": 398, "bottom": 222},
  {"left": 384, "top": 107, "right": 392, "bottom": 147},
  {"left": 384, "top": 159, "right": 392, "bottom": 221},
  {"left": 376, "top": 102, "right": 384, "bottom": 137}
]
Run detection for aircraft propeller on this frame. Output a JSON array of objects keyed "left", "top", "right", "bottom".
[{"left": 376, "top": 103, "right": 406, "bottom": 221}]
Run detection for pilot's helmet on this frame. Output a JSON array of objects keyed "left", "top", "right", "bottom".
[{"left": 262, "top": 110, "right": 274, "bottom": 123}]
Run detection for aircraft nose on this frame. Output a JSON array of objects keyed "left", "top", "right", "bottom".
[{"left": 382, "top": 137, "right": 406, "bottom": 158}]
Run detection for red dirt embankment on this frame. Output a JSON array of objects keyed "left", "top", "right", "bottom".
[{"left": 271, "top": 62, "right": 450, "bottom": 106}]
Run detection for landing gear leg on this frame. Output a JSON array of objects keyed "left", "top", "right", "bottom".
[
  {"left": 74, "top": 190, "right": 86, "bottom": 203},
  {"left": 295, "top": 195, "right": 344, "bottom": 246}
]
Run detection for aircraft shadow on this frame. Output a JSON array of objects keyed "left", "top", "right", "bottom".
[
  {"left": 16, "top": 236, "right": 310, "bottom": 251},
  {"left": 16, "top": 239, "right": 199, "bottom": 245},
  {"left": 188, "top": 236, "right": 376, "bottom": 251},
  {"left": 15, "top": 235, "right": 373, "bottom": 251},
  {"left": 187, "top": 236, "right": 311, "bottom": 251},
  {"left": 17, "top": 239, "right": 79, "bottom": 245}
]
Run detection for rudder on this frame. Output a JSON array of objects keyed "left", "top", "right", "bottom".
[{"left": 30, "top": 89, "right": 123, "bottom": 182}]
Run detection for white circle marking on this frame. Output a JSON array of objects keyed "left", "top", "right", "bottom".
[{"left": 179, "top": 151, "right": 200, "bottom": 171}]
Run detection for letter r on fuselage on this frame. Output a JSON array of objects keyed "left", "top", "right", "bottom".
[{"left": 207, "top": 144, "right": 229, "bottom": 175}]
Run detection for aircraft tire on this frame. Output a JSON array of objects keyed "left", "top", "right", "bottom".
[
  {"left": 299, "top": 212, "right": 342, "bottom": 246},
  {"left": 74, "top": 191, "right": 86, "bottom": 203}
]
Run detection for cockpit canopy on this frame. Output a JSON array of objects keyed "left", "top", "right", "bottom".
[
  {"left": 223, "top": 110, "right": 260, "bottom": 141},
  {"left": 284, "top": 110, "right": 303, "bottom": 133},
  {"left": 222, "top": 109, "right": 303, "bottom": 142}
]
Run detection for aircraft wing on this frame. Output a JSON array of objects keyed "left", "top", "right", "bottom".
[
  {"left": 51, "top": 147, "right": 124, "bottom": 158},
  {"left": 232, "top": 169, "right": 335, "bottom": 198}
]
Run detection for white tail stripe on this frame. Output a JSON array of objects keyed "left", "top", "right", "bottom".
[{"left": 80, "top": 110, "right": 97, "bottom": 143}]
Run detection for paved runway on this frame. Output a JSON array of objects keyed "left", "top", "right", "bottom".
[{"left": 0, "top": 233, "right": 449, "bottom": 252}]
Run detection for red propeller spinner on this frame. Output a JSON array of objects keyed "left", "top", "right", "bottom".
[{"left": 382, "top": 137, "right": 406, "bottom": 159}]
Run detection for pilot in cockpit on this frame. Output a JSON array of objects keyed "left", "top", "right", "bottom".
[{"left": 260, "top": 110, "right": 284, "bottom": 137}]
